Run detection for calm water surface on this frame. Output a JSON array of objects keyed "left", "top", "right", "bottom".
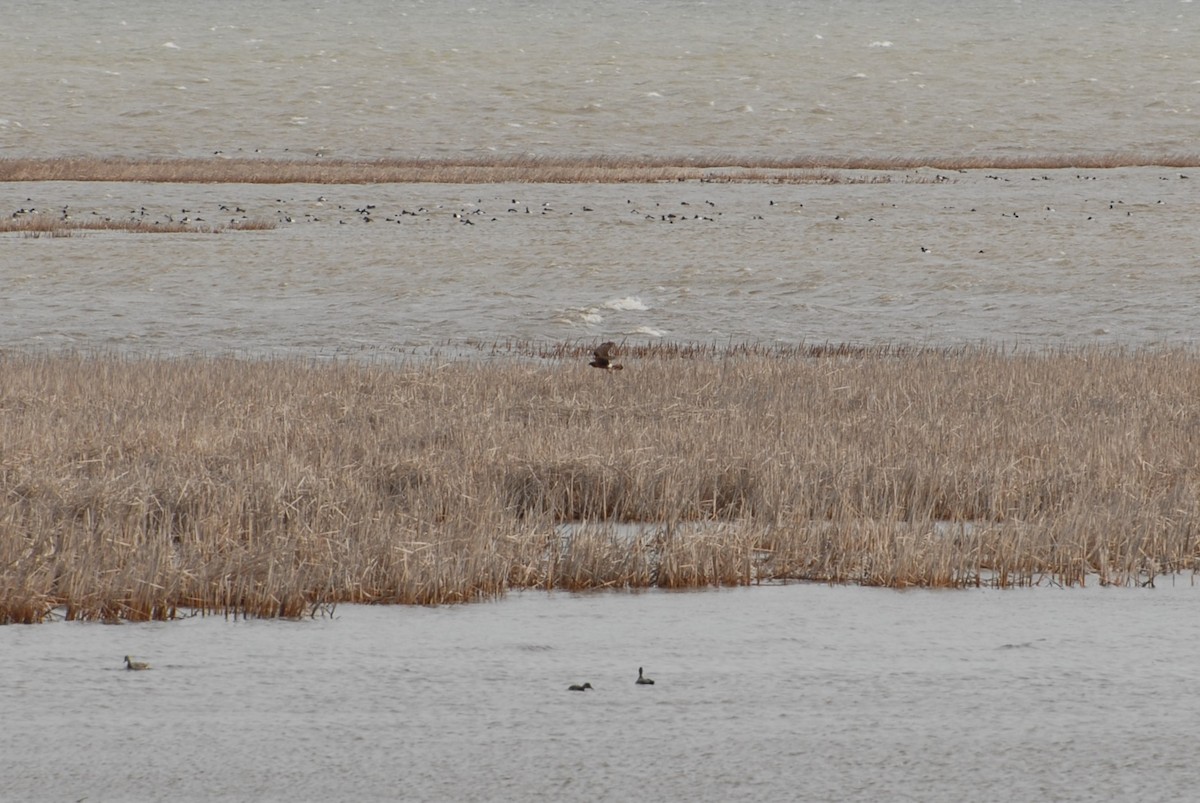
[{"left": 2, "top": 583, "right": 1198, "bottom": 802}]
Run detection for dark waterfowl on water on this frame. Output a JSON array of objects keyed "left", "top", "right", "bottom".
[
  {"left": 124, "top": 655, "right": 151, "bottom": 671},
  {"left": 636, "top": 667, "right": 654, "bottom": 685},
  {"left": 568, "top": 682, "right": 594, "bottom": 691},
  {"left": 589, "top": 341, "right": 623, "bottom": 371}
]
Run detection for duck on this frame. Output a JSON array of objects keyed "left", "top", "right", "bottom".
[
  {"left": 636, "top": 666, "right": 654, "bottom": 685},
  {"left": 567, "top": 682, "right": 594, "bottom": 691},
  {"left": 589, "top": 341, "right": 623, "bottom": 371},
  {"left": 124, "top": 655, "right": 151, "bottom": 671}
]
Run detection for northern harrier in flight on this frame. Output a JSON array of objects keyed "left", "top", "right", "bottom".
[{"left": 589, "top": 341, "right": 623, "bottom": 370}]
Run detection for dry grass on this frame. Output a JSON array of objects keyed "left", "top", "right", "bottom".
[
  {"left": 2, "top": 344, "right": 1199, "bottom": 623},
  {"left": 1, "top": 152, "right": 1197, "bottom": 185}
]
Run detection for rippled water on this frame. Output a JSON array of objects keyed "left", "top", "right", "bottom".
[
  {"left": 3, "top": 0, "right": 1198, "bottom": 354},
  {"left": 3, "top": 167, "right": 1198, "bottom": 353},
  {"left": 2, "top": 0, "right": 1197, "bottom": 160},
  {"left": 3, "top": 583, "right": 1199, "bottom": 802},
  {"left": 4, "top": 5, "right": 1199, "bottom": 799}
]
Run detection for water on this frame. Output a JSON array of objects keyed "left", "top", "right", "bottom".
[
  {"left": 3, "top": 5, "right": 1199, "bottom": 799},
  {"left": 3, "top": 1, "right": 1199, "bottom": 354},
  {"left": 3, "top": 0, "right": 1199, "bottom": 354},
  {"left": 2, "top": 0, "right": 1197, "bottom": 160},
  {"left": 3, "top": 167, "right": 1198, "bottom": 353},
  {"left": 2, "top": 582, "right": 1198, "bottom": 802}
]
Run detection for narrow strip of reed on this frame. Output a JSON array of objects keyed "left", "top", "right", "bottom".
[{"left": 2, "top": 345, "right": 1199, "bottom": 622}]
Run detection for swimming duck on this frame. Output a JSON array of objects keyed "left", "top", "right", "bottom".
[
  {"left": 567, "top": 682, "right": 594, "bottom": 691},
  {"left": 124, "top": 655, "right": 151, "bottom": 671},
  {"left": 589, "top": 341, "right": 623, "bottom": 371},
  {"left": 636, "top": 667, "right": 654, "bottom": 685}
]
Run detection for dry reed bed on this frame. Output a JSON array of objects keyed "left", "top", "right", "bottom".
[
  {"left": 2, "top": 346, "right": 1199, "bottom": 623},
  {"left": 2, "top": 152, "right": 1198, "bottom": 184}
]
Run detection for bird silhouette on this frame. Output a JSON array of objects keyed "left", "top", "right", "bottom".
[
  {"left": 589, "top": 341, "right": 623, "bottom": 370},
  {"left": 567, "top": 682, "right": 594, "bottom": 691},
  {"left": 124, "top": 655, "right": 151, "bottom": 671},
  {"left": 636, "top": 667, "right": 654, "bottom": 685}
]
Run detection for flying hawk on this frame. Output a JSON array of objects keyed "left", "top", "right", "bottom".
[{"left": 589, "top": 341, "right": 623, "bottom": 370}]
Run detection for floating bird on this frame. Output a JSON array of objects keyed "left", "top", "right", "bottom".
[
  {"left": 636, "top": 667, "right": 654, "bottom": 685},
  {"left": 589, "top": 341, "right": 623, "bottom": 371},
  {"left": 124, "top": 655, "right": 151, "bottom": 671},
  {"left": 568, "top": 682, "right": 594, "bottom": 691}
]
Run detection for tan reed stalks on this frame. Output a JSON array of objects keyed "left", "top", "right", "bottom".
[{"left": 2, "top": 344, "right": 1200, "bottom": 622}]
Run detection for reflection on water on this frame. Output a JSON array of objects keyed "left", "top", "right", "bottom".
[{"left": 2, "top": 582, "right": 1197, "bottom": 801}]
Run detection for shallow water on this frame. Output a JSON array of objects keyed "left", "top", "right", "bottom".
[
  {"left": 2, "top": 582, "right": 1198, "bottom": 802},
  {"left": 3, "top": 167, "right": 1198, "bottom": 354}
]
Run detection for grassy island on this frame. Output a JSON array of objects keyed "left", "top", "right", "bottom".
[{"left": 2, "top": 343, "right": 1198, "bottom": 623}]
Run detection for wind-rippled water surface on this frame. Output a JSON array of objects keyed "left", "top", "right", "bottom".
[
  {"left": 1, "top": 0, "right": 1197, "bottom": 160},
  {"left": 2, "top": 168, "right": 1198, "bottom": 354},
  {"left": 3, "top": 0, "right": 1198, "bottom": 354},
  {"left": 3, "top": 584, "right": 1200, "bottom": 802}
]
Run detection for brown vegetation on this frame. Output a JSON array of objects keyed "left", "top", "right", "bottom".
[
  {"left": 2, "top": 344, "right": 1199, "bottom": 623},
  {"left": 1, "top": 152, "right": 1197, "bottom": 185}
]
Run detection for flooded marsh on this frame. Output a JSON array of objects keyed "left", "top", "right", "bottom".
[
  {"left": 6, "top": 0, "right": 1200, "bottom": 796},
  {"left": 3, "top": 346, "right": 1199, "bottom": 623}
]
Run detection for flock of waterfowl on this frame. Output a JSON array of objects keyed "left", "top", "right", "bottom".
[
  {"left": 3, "top": 191, "right": 736, "bottom": 232},
  {"left": 568, "top": 667, "right": 654, "bottom": 691},
  {"left": 9, "top": 169, "right": 1189, "bottom": 233},
  {"left": 7, "top": 171, "right": 1186, "bottom": 255}
]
